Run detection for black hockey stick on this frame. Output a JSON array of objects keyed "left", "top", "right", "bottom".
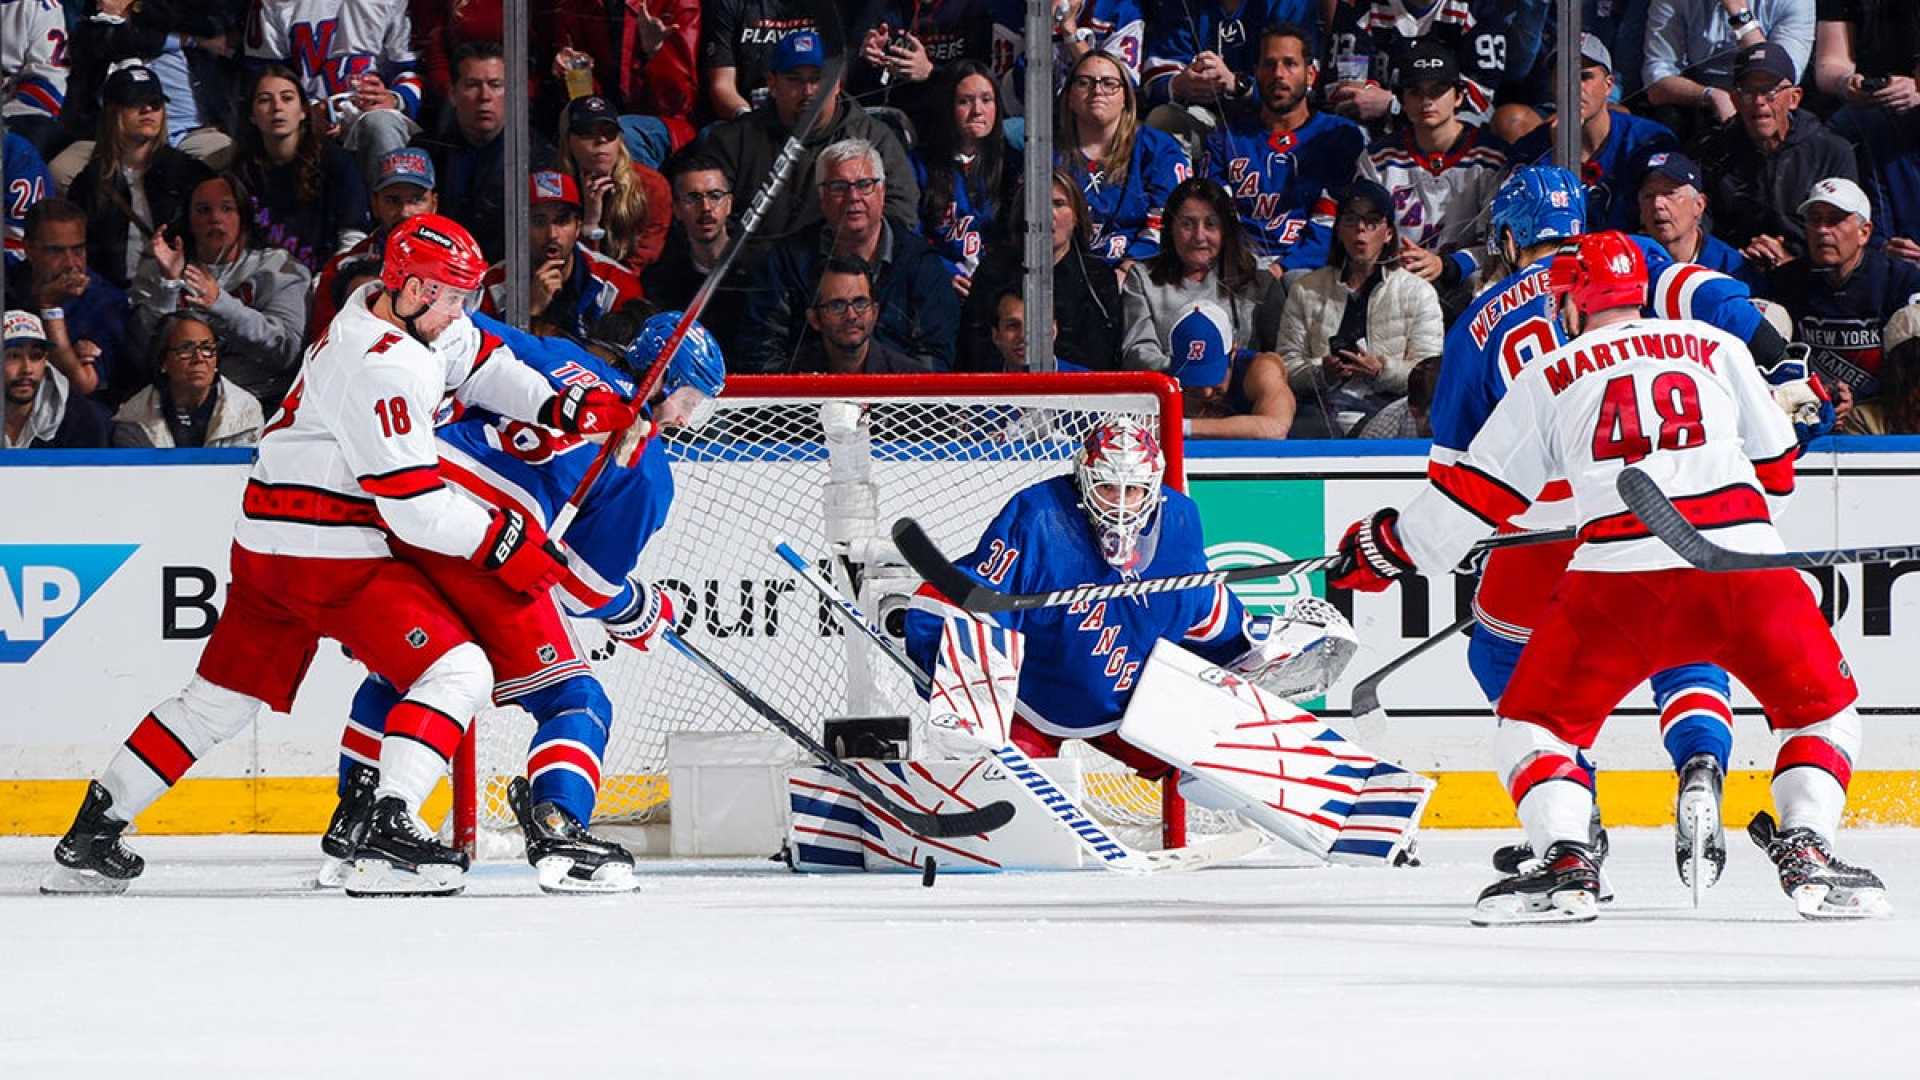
[
  {"left": 661, "top": 629, "right": 1016, "bottom": 838},
  {"left": 1348, "top": 613, "right": 1475, "bottom": 722},
  {"left": 891, "top": 518, "right": 1576, "bottom": 614},
  {"left": 1617, "top": 467, "right": 1920, "bottom": 571}
]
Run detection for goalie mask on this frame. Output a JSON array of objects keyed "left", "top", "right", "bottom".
[{"left": 1075, "top": 417, "right": 1165, "bottom": 573}]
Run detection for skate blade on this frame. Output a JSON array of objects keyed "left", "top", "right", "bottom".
[
  {"left": 1676, "top": 800, "right": 1725, "bottom": 893},
  {"left": 39, "top": 866, "right": 132, "bottom": 896},
  {"left": 1470, "top": 888, "right": 1599, "bottom": 927},
  {"left": 315, "top": 856, "right": 351, "bottom": 890},
  {"left": 1793, "top": 883, "right": 1893, "bottom": 921},
  {"left": 534, "top": 856, "right": 640, "bottom": 895},
  {"left": 344, "top": 857, "right": 465, "bottom": 898}
]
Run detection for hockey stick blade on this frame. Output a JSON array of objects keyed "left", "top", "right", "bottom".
[
  {"left": 1616, "top": 467, "right": 1920, "bottom": 571},
  {"left": 662, "top": 630, "right": 1014, "bottom": 838},
  {"left": 1347, "top": 612, "right": 1474, "bottom": 722},
  {"left": 892, "top": 517, "right": 1575, "bottom": 614}
]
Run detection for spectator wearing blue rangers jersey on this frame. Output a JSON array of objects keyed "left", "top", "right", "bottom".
[
  {"left": 1357, "top": 41, "right": 1508, "bottom": 281},
  {"left": 1058, "top": 49, "right": 1191, "bottom": 268},
  {"left": 1636, "top": 152, "right": 1761, "bottom": 286},
  {"left": 1202, "top": 24, "right": 1364, "bottom": 273},
  {"left": 1140, "top": 0, "right": 1320, "bottom": 160},
  {"left": 1323, "top": 0, "right": 1514, "bottom": 134},
  {"left": 910, "top": 61, "right": 1021, "bottom": 294},
  {"left": 1507, "top": 35, "right": 1679, "bottom": 233}
]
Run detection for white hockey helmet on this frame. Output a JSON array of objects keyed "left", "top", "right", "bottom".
[{"left": 1075, "top": 416, "right": 1166, "bottom": 572}]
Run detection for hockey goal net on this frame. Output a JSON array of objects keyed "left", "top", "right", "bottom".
[{"left": 458, "top": 372, "right": 1227, "bottom": 856}]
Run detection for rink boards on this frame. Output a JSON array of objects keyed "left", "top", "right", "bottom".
[{"left": 5, "top": 440, "right": 1920, "bottom": 834}]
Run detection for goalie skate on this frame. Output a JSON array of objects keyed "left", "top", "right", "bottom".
[
  {"left": 345, "top": 797, "right": 468, "bottom": 898},
  {"left": 507, "top": 778, "right": 639, "bottom": 895},
  {"left": 41, "top": 781, "right": 144, "bottom": 896},
  {"left": 1748, "top": 812, "right": 1891, "bottom": 921},
  {"left": 1674, "top": 754, "right": 1726, "bottom": 899},
  {"left": 1471, "top": 841, "right": 1602, "bottom": 927},
  {"left": 1490, "top": 809, "right": 1613, "bottom": 902},
  {"left": 317, "top": 761, "right": 378, "bottom": 889}
]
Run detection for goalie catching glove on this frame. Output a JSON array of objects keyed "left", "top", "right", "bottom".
[
  {"left": 475, "top": 506, "right": 569, "bottom": 595},
  {"left": 539, "top": 384, "right": 640, "bottom": 436},
  {"left": 603, "top": 580, "right": 677, "bottom": 651},
  {"left": 1226, "top": 597, "right": 1358, "bottom": 702},
  {"left": 1330, "top": 508, "right": 1414, "bottom": 593}
]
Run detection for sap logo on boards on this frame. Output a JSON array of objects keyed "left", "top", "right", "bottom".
[{"left": 0, "top": 545, "right": 138, "bottom": 663}]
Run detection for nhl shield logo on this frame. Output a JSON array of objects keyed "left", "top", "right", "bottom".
[
  {"left": 537, "top": 643, "right": 558, "bottom": 664},
  {"left": 406, "top": 627, "right": 429, "bottom": 648}
]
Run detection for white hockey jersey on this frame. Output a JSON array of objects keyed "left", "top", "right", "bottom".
[
  {"left": 1, "top": 0, "right": 68, "bottom": 124},
  {"left": 233, "top": 284, "right": 554, "bottom": 561},
  {"left": 1398, "top": 317, "right": 1799, "bottom": 575},
  {"left": 1356, "top": 124, "right": 1508, "bottom": 254},
  {"left": 244, "top": 0, "right": 422, "bottom": 116}
]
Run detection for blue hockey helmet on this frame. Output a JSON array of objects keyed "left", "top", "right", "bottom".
[
  {"left": 1488, "top": 166, "right": 1586, "bottom": 253},
  {"left": 626, "top": 311, "right": 726, "bottom": 399}
]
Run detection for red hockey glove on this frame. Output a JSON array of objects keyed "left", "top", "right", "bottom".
[
  {"left": 1329, "top": 509, "right": 1414, "bottom": 593},
  {"left": 475, "top": 507, "right": 568, "bottom": 595},
  {"left": 604, "top": 581, "right": 676, "bottom": 651},
  {"left": 540, "top": 385, "right": 639, "bottom": 436}
]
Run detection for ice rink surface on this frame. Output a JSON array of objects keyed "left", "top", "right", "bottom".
[{"left": 4, "top": 829, "right": 1918, "bottom": 1079}]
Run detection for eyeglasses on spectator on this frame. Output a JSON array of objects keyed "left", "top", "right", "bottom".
[
  {"left": 819, "top": 178, "right": 882, "bottom": 197},
  {"left": 813, "top": 297, "right": 875, "bottom": 316},
  {"left": 1070, "top": 75, "right": 1126, "bottom": 96}
]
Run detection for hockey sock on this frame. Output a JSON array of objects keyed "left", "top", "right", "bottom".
[
  {"left": 340, "top": 677, "right": 402, "bottom": 793},
  {"left": 517, "top": 675, "right": 613, "bottom": 825},
  {"left": 1495, "top": 717, "right": 1595, "bottom": 858},
  {"left": 1652, "top": 664, "right": 1734, "bottom": 772},
  {"left": 1773, "top": 708, "right": 1860, "bottom": 838},
  {"left": 99, "top": 677, "right": 263, "bottom": 823},
  {"left": 373, "top": 643, "right": 490, "bottom": 813},
  {"left": 1466, "top": 625, "right": 1525, "bottom": 703}
]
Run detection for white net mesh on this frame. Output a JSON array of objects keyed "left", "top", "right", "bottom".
[{"left": 466, "top": 374, "right": 1227, "bottom": 853}]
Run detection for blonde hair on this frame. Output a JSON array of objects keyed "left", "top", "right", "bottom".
[
  {"left": 1059, "top": 51, "right": 1139, "bottom": 191},
  {"left": 559, "top": 104, "right": 651, "bottom": 267}
]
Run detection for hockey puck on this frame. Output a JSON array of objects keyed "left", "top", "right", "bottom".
[{"left": 921, "top": 855, "right": 938, "bottom": 888}]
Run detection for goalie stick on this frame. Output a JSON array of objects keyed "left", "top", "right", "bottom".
[
  {"left": 549, "top": 0, "right": 847, "bottom": 540},
  {"left": 661, "top": 629, "right": 1015, "bottom": 839},
  {"left": 1616, "top": 467, "right": 1920, "bottom": 571},
  {"left": 1347, "top": 613, "right": 1475, "bottom": 723},
  {"left": 772, "top": 541, "right": 1270, "bottom": 874},
  {"left": 890, "top": 518, "right": 1576, "bottom": 614}
]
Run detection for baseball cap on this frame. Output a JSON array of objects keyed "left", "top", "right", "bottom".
[
  {"left": 1337, "top": 179, "right": 1394, "bottom": 221},
  {"left": 1168, "top": 302, "right": 1232, "bottom": 389},
  {"left": 530, "top": 169, "right": 582, "bottom": 210},
  {"left": 1579, "top": 32, "right": 1613, "bottom": 72},
  {"left": 770, "top": 31, "right": 825, "bottom": 74},
  {"left": 103, "top": 64, "right": 167, "bottom": 108},
  {"left": 1735, "top": 41, "right": 1796, "bottom": 86},
  {"left": 1799, "top": 177, "right": 1871, "bottom": 222},
  {"left": 1396, "top": 42, "right": 1459, "bottom": 91},
  {"left": 1886, "top": 304, "right": 1920, "bottom": 355},
  {"left": 372, "top": 148, "right": 436, "bottom": 192},
  {"left": 567, "top": 95, "right": 622, "bottom": 135},
  {"left": 4, "top": 310, "right": 49, "bottom": 347},
  {"left": 1641, "top": 151, "right": 1704, "bottom": 191}
]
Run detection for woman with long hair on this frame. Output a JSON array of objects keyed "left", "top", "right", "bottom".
[
  {"left": 70, "top": 65, "right": 212, "bottom": 289},
  {"left": 912, "top": 59, "right": 1021, "bottom": 297},
  {"left": 961, "top": 168, "right": 1122, "bottom": 371},
  {"left": 1056, "top": 49, "right": 1190, "bottom": 271},
  {"left": 1120, "top": 176, "right": 1294, "bottom": 437},
  {"left": 557, "top": 96, "right": 673, "bottom": 279},
  {"left": 232, "top": 66, "right": 371, "bottom": 272}
]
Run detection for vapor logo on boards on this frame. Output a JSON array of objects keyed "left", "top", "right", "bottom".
[{"left": 0, "top": 545, "right": 139, "bottom": 663}]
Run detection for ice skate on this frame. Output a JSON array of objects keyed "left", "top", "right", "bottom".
[
  {"left": 1748, "top": 812, "right": 1890, "bottom": 921},
  {"left": 345, "top": 796, "right": 468, "bottom": 897},
  {"left": 317, "top": 761, "right": 378, "bottom": 889},
  {"left": 1471, "top": 841, "right": 1601, "bottom": 926},
  {"left": 41, "top": 781, "right": 144, "bottom": 895},
  {"left": 1490, "top": 807, "right": 1612, "bottom": 902},
  {"left": 1674, "top": 753, "right": 1726, "bottom": 902},
  {"left": 508, "top": 777, "right": 639, "bottom": 894}
]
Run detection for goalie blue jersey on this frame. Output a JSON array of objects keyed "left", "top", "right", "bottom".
[
  {"left": 1431, "top": 235, "right": 1766, "bottom": 457},
  {"left": 437, "top": 315, "right": 675, "bottom": 619},
  {"left": 1202, "top": 108, "right": 1364, "bottom": 270},
  {"left": 903, "top": 475, "right": 1248, "bottom": 739},
  {"left": 1062, "top": 126, "right": 1192, "bottom": 265}
]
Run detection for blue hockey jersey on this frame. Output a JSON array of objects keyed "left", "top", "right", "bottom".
[
  {"left": 910, "top": 147, "right": 1020, "bottom": 279},
  {"left": 904, "top": 475, "right": 1249, "bottom": 738},
  {"left": 3, "top": 132, "right": 50, "bottom": 260},
  {"left": 1508, "top": 111, "right": 1678, "bottom": 233},
  {"left": 1061, "top": 126, "right": 1191, "bottom": 265},
  {"left": 1203, "top": 107, "right": 1365, "bottom": 269},
  {"left": 1141, "top": 0, "right": 1320, "bottom": 108},
  {"left": 437, "top": 315, "right": 675, "bottom": 619}
]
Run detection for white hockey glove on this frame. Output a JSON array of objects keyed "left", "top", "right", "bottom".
[
  {"left": 919, "top": 613, "right": 1024, "bottom": 759},
  {"left": 1226, "top": 596, "right": 1358, "bottom": 703},
  {"left": 603, "top": 581, "right": 676, "bottom": 652},
  {"left": 1758, "top": 342, "right": 1836, "bottom": 444}
]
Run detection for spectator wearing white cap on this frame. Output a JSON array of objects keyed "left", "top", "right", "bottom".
[
  {"left": 1646, "top": 0, "right": 1816, "bottom": 129},
  {"left": 1767, "top": 177, "right": 1920, "bottom": 414},
  {"left": 1637, "top": 151, "right": 1759, "bottom": 284},
  {"left": 111, "top": 311, "right": 263, "bottom": 449},
  {"left": 2, "top": 311, "right": 109, "bottom": 450},
  {"left": 1841, "top": 304, "right": 1920, "bottom": 433}
]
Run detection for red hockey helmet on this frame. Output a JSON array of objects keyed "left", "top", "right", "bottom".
[
  {"left": 1546, "top": 231, "right": 1647, "bottom": 316},
  {"left": 381, "top": 214, "right": 488, "bottom": 301}
]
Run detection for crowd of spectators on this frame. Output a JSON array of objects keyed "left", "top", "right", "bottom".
[{"left": 5, "top": 0, "right": 1920, "bottom": 451}]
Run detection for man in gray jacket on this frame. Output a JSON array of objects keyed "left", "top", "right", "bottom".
[
  {"left": 697, "top": 31, "right": 919, "bottom": 254},
  {"left": 127, "top": 174, "right": 312, "bottom": 411}
]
